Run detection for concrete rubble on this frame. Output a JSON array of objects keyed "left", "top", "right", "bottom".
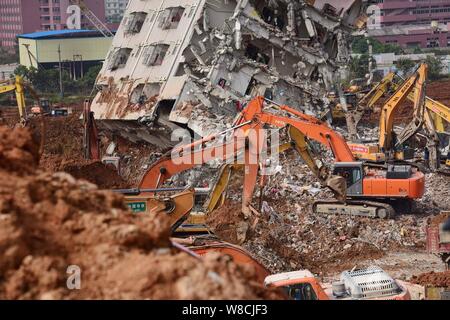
[
  {"left": 204, "top": 148, "right": 450, "bottom": 275},
  {"left": 91, "top": 0, "right": 370, "bottom": 144}
]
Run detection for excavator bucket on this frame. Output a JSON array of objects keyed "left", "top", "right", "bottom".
[{"left": 325, "top": 175, "right": 347, "bottom": 202}]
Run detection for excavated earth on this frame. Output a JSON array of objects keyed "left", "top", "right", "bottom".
[
  {"left": 0, "top": 125, "right": 282, "bottom": 300},
  {"left": 410, "top": 271, "right": 450, "bottom": 288}
]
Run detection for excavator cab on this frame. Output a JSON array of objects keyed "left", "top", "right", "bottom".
[
  {"left": 333, "top": 162, "right": 364, "bottom": 196},
  {"left": 285, "top": 283, "right": 318, "bottom": 301}
]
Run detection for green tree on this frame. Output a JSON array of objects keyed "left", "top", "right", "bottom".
[
  {"left": 78, "top": 64, "right": 102, "bottom": 94},
  {"left": 13, "top": 64, "right": 102, "bottom": 97},
  {"left": 0, "top": 45, "right": 19, "bottom": 64},
  {"left": 352, "top": 36, "right": 403, "bottom": 55},
  {"left": 425, "top": 55, "right": 445, "bottom": 81},
  {"left": 396, "top": 58, "right": 415, "bottom": 76},
  {"left": 413, "top": 47, "right": 423, "bottom": 54},
  {"left": 349, "top": 54, "right": 376, "bottom": 79}
]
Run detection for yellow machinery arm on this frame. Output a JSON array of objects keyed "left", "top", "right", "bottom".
[
  {"left": 420, "top": 96, "right": 450, "bottom": 129},
  {"left": 347, "top": 72, "right": 396, "bottom": 140},
  {"left": 0, "top": 76, "right": 27, "bottom": 121},
  {"left": 394, "top": 64, "right": 428, "bottom": 148},
  {"left": 379, "top": 64, "right": 427, "bottom": 151}
]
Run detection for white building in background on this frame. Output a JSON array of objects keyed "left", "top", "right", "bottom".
[
  {"left": 0, "top": 64, "right": 18, "bottom": 81},
  {"left": 371, "top": 52, "right": 450, "bottom": 76},
  {"left": 105, "top": 0, "right": 129, "bottom": 23}
]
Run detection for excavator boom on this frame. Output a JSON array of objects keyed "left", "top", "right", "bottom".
[
  {"left": 140, "top": 96, "right": 424, "bottom": 219},
  {"left": 0, "top": 76, "right": 28, "bottom": 122},
  {"left": 379, "top": 64, "right": 427, "bottom": 151}
]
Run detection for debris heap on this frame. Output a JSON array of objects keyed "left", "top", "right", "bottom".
[
  {"left": 207, "top": 151, "right": 450, "bottom": 274},
  {"left": 411, "top": 271, "right": 450, "bottom": 288}
]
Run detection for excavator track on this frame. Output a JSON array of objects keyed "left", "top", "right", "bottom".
[{"left": 312, "top": 200, "right": 396, "bottom": 219}]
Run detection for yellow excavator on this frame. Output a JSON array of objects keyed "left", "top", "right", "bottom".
[
  {"left": 342, "top": 64, "right": 449, "bottom": 170},
  {"left": 0, "top": 75, "right": 49, "bottom": 125},
  {"left": 347, "top": 64, "right": 428, "bottom": 162},
  {"left": 0, "top": 76, "right": 27, "bottom": 125}
]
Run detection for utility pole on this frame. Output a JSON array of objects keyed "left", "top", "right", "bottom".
[{"left": 58, "top": 44, "right": 64, "bottom": 99}]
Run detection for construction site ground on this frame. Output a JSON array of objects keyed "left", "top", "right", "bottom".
[{"left": 1, "top": 79, "right": 450, "bottom": 298}]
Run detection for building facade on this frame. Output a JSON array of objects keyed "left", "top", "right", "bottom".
[
  {"left": 370, "top": 0, "right": 450, "bottom": 48},
  {"left": 0, "top": 0, "right": 106, "bottom": 48},
  {"left": 0, "top": 0, "right": 40, "bottom": 47},
  {"left": 105, "top": 0, "right": 129, "bottom": 23}
]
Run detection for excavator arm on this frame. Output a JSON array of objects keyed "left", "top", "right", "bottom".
[
  {"left": 139, "top": 119, "right": 265, "bottom": 216},
  {"left": 0, "top": 76, "right": 27, "bottom": 122},
  {"left": 140, "top": 97, "right": 354, "bottom": 216},
  {"left": 347, "top": 72, "right": 396, "bottom": 140},
  {"left": 243, "top": 97, "right": 355, "bottom": 163},
  {"left": 205, "top": 124, "right": 346, "bottom": 214},
  {"left": 379, "top": 64, "right": 427, "bottom": 151},
  {"left": 395, "top": 64, "right": 428, "bottom": 147}
]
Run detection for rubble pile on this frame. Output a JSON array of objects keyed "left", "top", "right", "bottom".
[
  {"left": 0, "top": 126, "right": 281, "bottom": 300},
  {"left": 207, "top": 150, "right": 450, "bottom": 274}
]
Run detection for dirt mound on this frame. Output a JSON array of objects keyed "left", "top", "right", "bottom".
[
  {"left": 0, "top": 126, "right": 39, "bottom": 174},
  {"left": 205, "top": 149, "right": 438, "bottom": 275},
  {"left": 0, "top": 126, "right": 281, "bottom": 300},
  {"left": 410, "top": 271, "right": 450, "bottom": 287},
  {"left": 207, "top": 201, "right": 249, "bottom": 245},
  {"left": 427, "top": 79, "right": 450, "bottom": 106},
  {"left": 62, "top": 161, "right": 129, "bottom": 189}
]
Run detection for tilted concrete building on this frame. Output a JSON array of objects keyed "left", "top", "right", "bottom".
[{"left": 91, "top": 0, "right": 370, "bottom": 145}]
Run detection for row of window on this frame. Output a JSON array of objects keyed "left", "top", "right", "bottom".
[
  {"left": 123, "top": 6, "right": 190, "bottom": 35},
  {"left": 107, "top": 42, "right": 175, "bottom": 71},
  {"left": 107, "top": 6, "right": 199, "bottom": 71},
  {"left": 413, "top": 7, "right": 450, "bottom": 14}
]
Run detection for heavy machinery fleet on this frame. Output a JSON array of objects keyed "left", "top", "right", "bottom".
[
  {"left": 327, "top": 63, "right": 450, "bottom": 170},
  {"left": 113, "top": 79, "right": 450, "bottom": 299},
  {"left": 138, "top": 96, "right": 425, "bottom": 219},
  {"left": 118, "top": 93, "right": 423, "bottom": 299},
  {"left": 4, "top": 61, "right": 446, "bottom": 299}
]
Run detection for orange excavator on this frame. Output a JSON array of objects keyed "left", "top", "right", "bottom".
[
  {"left": 139, "top": 96, "right": 425, "bottom": 219},
  {"left": 264, "top": 266, "right": 411, "bottom": 300}
]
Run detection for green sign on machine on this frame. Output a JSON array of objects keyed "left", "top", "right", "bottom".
[{"left": 127, "top": 201, "right": 147, "bottom": 213}]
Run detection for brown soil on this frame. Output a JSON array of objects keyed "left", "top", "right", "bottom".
[
  {"left": 207, "top": 201, "right": 247, "bottom": 245},
  {"left": 0, "top": 125, "right": 282, "bottom": 300},
  {"left": 427, "top": 79, "right": 450, "bottom": 106},
  {"left": 410, "top": 271, "right": 450, "bottom": 287},
  {"left": 62, "top": 160, "right": 128, "bottom": 189},
  {"left": 430, "top": 211, "right": 450, "bottom": 226}
]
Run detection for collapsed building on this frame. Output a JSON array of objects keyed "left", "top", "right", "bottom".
[{"left": 91, "top": 0, "right": 371, "bottom": 145}]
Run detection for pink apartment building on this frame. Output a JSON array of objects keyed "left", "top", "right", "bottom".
[
  {"left": 0, "top": 0, "right": 105, "bottom": 48},
  {"left": 373, "top": 0, "right": 450, "bottom": 48},
  {"left": 377, "top": 0, "right": 450, "bottom": 27}
]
